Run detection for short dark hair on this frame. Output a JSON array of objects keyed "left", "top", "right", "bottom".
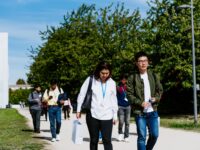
[
  {"left": 33, "top": 84, "right": 40, "bottom": 89},
  {"left": 50, "top": 79, "right": 58, "bottom": 85},
  {"left": 119, "top": 74, "right": 128, "bottom": 80},
  {"left": 135, "top": 51, "right": 149, "bottom": 62},
  {"left": 93, "top": 61, "right": 112, "bottom": 80}
]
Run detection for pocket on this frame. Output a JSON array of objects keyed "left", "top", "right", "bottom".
[{"left": 152, "top": 111, "right": 158, "bottom": 117}]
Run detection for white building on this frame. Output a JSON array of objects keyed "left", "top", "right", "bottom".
[
  {"left": 0, "top": 33, "right": 9, "bottom": 108},
  {"left": 9, "top": 84, "right": 32, "bottom": 91}
]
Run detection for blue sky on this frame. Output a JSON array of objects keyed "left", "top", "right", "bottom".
[{"left": 0, "top": 0, "right": 149, "bottom": 85}]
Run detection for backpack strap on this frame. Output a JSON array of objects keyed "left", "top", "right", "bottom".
[
  {"left": 47, "top": 87, "right": 62, "bottom": 96},
  {"left": 88, "top": 75, "right": 93, "bottom": 91},
  {"left": 58, "top": 88, "right": 62, "bottom": 94},
  {"left": 31, "top": 92, "right": 34, "bottom": 99}
]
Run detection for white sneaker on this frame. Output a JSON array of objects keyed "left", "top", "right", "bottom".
[
  {"left": 124, "top": 137, "right": 129, "bottom": 142},
  {"left": 98, "top": 138, "right": 103, "bottom": 144},
  {"left": 56, "top": 134, "right": 60, "bottom": 141},
  {"left": 118, "top": 134, "right": 123, "bottom": 142},
  {"left": 51, "top": 138, "right": 56, "bottom": 142}
]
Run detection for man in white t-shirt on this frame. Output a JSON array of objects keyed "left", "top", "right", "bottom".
[{"left": 127, "top": 51, "right": 163, "bottom": 150}]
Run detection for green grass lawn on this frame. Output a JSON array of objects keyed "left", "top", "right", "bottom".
[
  {"left": 130, "top": 114, "right": 200, "bottom": 132},
  {"left": 0, "top": 109, "right": 44, "bottom": 150},
  {"left": 160, "top": 115, "right": 200, "bottom": 132}
]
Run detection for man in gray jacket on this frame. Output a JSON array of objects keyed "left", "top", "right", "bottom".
[{"left": 28, "top": 84, "right": 42, "bottom": 133}]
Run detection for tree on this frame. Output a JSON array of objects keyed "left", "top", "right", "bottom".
[
  {"left": 27, "top": 3, "right": 143, "bottom": 100},
  {"left": 142, "top": 0, "right": 200, "bottom": 113},
  {"left": 27, "top": 1, "right": 200, "bottom": 114},
  {"left": 16, "top": 78, "right": 26, "bottom": 85}
]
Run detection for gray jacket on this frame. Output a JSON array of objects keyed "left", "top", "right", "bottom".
[{"left": 28, "top": 91, "right": 42, "bottom": 110}]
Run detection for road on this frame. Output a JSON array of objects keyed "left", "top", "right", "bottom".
[{"left": 17, "top": 108, "right": 200, "bottom": 150}]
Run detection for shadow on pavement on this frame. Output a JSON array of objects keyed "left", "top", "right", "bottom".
[
  {"left": 33, "top": 136, "right": 52, "bottom": 141},
  {"left": 83, "top": 137, "right": 119, "bottom": 142},
  {"left": 22, "top": 129, "right": 34, "bottom": 132},
  {"left": 83, "top": 137, "right": 90, "bottom": 142},
  {"left": 40, "top": 129, "right": 50, "bottom": 132},
  {"left": 111, "top": 138, "right": 118, "bottom": 142},
  {"left": 129, "top": 132, "right": 137, "bottom": 136}
]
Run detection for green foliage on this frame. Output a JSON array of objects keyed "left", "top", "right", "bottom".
[
  {"left": 27, "top": 1, "right": 200, "bottom": 114},
  {"left": 16, "top": 78, "right": 26, "bottom": 85},
  {"left": 9, "top": 89, "right": 31, "bottom": 104},
  {"left": 27, "top": 3, "right": 142, "bottom": 100}
]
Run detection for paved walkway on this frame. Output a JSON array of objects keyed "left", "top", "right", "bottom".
[{"left": 17, "top": 108, "right": 200, "bottom": 150}]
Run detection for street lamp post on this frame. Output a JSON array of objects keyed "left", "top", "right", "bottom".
[{"left": 179, "top": 0, "right": 198, "bottom": 125}]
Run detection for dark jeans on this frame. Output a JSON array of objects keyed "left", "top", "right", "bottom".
[
  {"left": 118, "top": 106, "right": 131, "bottom": 138},
  {"left": 48, "top": 106, "right": 62, "bottom": 138},
  {"left": 63, "top": 106, "right": 71, "bottom": 119},
  {"left": 30, "top": 109, "right": 41, "bottom": 132},
  {"left": 42, "top": 108, "right": 48, "bottom": 121},
  {"left": 86, "top": 112, "right": 113, "bottom": 150},
  {"left": 135, "top": 111, "right": 159, "bottom": 150}
]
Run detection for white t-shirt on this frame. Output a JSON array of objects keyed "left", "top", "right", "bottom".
[{"left": 140, "top": 72, "right": 153, "bottom": 113}]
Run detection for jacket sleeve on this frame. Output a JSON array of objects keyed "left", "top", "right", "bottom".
[
  {"left": 28, "top": 93, "right": 39, "bottom": 105},
  {"left": 126, "top": 75, "right": 143, "bottom": 107},
  {"left": 77, "top": 76, "right": 90, "bottom": 112},
  {"left": 111, "top": 81, "right": 118, "bottom": 120},
  {"left": 154, "top": 74, "right": 163, "bottom": 103}
]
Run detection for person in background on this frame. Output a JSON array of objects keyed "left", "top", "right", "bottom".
[
  {"left": 117, "top": 74, "right": 131, "bottom": 142},
  {"left": 28, "top": 84, "right": 42, "bottom": 133},
  {"left": 126, "top": 51, "right": 163, "bottom": 150},
  {"left": 98, "top": 131, "right": 103, "bottom": 144},
  {"left": 63, "top": 97, "right": 72, "bottom": 120},
  {"left": 41, "top": 100, "right": 48, "bottom": 121},
  {"left": 43, "top": 80, "right": 64, "bottom": 142},
  {"left": 76, "top": 61, "right": 118, "bottom": 150}
]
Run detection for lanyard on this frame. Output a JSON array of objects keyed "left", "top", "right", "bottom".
[
  {"left": 121, "top": 87, "right": 126, "bottom": 97},
  {"left": 101, "top": 81, "right": 107, "bottom": 98}
]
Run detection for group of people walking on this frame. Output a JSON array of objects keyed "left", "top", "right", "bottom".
[
  {"left": 28, "top": 51, "right": 163, "bottom": 150},
  {"left": 28, "top": 80, "right": 72, "bottom": 141}
]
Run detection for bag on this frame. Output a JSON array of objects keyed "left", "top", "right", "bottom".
[
  {"left": 57, "top": 92, "right": 67, "bottom": 107},
  {"left": 72, "top": 120, "right": 83, "bottom": 144},
  {"left": 81, "top": 76, "right": 93, "bottom": 111}
]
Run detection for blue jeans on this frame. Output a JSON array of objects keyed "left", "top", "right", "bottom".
[
  {"left": 48, "top": 106, "right": 62, "bottom": 138},
  {"left": 135, "top": 111, "right": 159, "bottom": 150}
]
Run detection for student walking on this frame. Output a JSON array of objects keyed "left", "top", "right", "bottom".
[
  {"left": 28, "top": 84, "right": 42, "bottom": 133},
  {"left": 117, "top": 74, "right": 131, "bottom": 142},
  {"left": 76, "top": 61, "right": 118, "bottom": 150},
  {"left": 43, "top": 80, "right": 64, "bottom": 142},
  {"left": 63, "top": 98, "right": 72, "bottom": 120},
  {"left": 126, "top": 51, "right": 163, "bottom": 150},
  {"left": 41, "top": 101, "right": 48, "bottom": 121}
]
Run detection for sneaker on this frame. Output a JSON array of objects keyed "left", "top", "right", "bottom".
[
  {"left": 124, "top": 137, "right": 129, "bottom": 142},
  {"left": 98, "top": 138, "right": 103, "bottom": 144},
  {"left": 51, "top": 138, "right": 56, "bottom": 142},
  {"left": 56, "top": 134, "right": 60, "bottom": 141},
  {"left": 118, "top": 134, "right": 123, "bottom": 142}
]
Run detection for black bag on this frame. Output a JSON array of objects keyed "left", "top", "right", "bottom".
[{"left": 81, "top": 76, "right": 93, "bottom": 111}]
